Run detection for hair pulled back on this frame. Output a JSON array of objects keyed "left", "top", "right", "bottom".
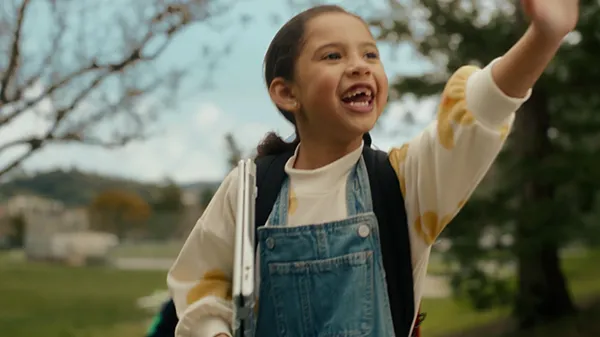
[{"left": 256, "top": 5, "right": 371, "bottom": 159}]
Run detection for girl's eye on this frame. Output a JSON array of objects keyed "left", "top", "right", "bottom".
[
  {"left": 365, "top": 52, "right": 379, "bottom": 59},
  {"left": 322, "top": 52, "right": 341, "bottom": 60}
]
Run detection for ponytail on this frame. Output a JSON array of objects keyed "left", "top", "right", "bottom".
[
  {"left": 256, "top": 132, "right": 300, "bottom": 159},
  {"left": 363, "top": 132, "right": 372, "bottom": 147}
]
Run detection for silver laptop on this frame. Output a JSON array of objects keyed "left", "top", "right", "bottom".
[{"left": 232, "top": 159, "right": 257, "bottom": 337}]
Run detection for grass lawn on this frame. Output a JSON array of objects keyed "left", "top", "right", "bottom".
[
  {"left": 108, "top": 241, "right": 183, "bottom": 259},
  {"left": 511, "top": 301, "right": 600, "bottom": 337},
  {"left": 0, "top": 252, "right": 165, "bottom": 337},
  {"left": 0, "top": 248, "right": 598, "bottom": 337},
  {"left": 422, "top": 249, "right": 600, "bottom": 336}
]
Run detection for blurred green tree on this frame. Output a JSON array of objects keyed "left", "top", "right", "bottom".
[
  {"left": 89, "top": 188, "right": 151, "bottom": 240},
  {"left": 8, "top": 214, "right": 26, "bottom": 247},
  {"left": 153, "top": 179, "right": 184, "bottom": 212},
  {"left": 147, "top": 178, "right": 185, "bottom": 240},
  {"left": 199, "top": 188, "right": 216, "bottom": 210},
  {"left": 371, "top": 0, "right": 600, "bottom": 329},
  {"left": 225, "top": 132, "right": 243, "bottom": 170}
]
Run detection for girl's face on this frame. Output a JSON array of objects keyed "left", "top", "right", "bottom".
[{"left": 292, "top": 12, "right": 388, "bottom": 145}]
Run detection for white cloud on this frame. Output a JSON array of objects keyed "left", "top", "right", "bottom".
[
  {"left": 0, "top": 82, "right": 55, "bottom": 169},
  {"left": 6, "top": 100, "right": 279, "bottom": 183},
  {"left": 385, "top": 96, "right": 438, "bottom": 125},
  {"left": 194, "top": 103, "right": 222, "bottom": 130},
  {"left": 372, "top": 96, "right": 439, "bottom": 151},
  {"left": 236, "top": 121, "right": 293, "bottom": 154}
]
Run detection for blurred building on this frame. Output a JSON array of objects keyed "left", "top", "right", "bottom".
[
  {"left": 1, "top": 193, "right": 117, "bottom": 264},
  {"left": 6, "top": 194, "right": 64, "bottom": 216}
]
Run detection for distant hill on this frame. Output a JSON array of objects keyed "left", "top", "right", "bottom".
[
  {"left": 180, "top": 181, "right": 220, "bottom": 193},
  {"left": 0, "top": 169, "right": 160, "bottom": 206},
  {"left": 0, "top": 169, "right": 220, "bottom": 207}
]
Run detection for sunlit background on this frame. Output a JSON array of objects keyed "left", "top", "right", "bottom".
[{"left": 1, "top": 1, "right": 599, "bottom": 337}]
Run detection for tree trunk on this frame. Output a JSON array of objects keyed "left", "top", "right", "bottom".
[
  {"left": 515, "top": 241, "right": 575, "bottom": 328},
  {"left": 512, "top": 90, "right": 576, "bottom": 329}
]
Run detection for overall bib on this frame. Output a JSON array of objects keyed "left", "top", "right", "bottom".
[{"left": 255, "top": 156, "right": 397, "bottom": 337}]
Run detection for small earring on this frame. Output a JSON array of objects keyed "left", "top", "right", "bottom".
[{"left": 292, "top": 101, "right": 298, "bottom": 108}]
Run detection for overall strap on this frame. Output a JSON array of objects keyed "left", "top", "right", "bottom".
[{"left": 362, "top": 146, "right": 417, "bottom": 337}]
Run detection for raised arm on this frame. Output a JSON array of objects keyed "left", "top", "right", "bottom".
[
  {"left": 168, "top": 170, "right": 238, "bottom": 337},
  {"left": 388, "top": 0, "right": 578, "bottom": 250}
]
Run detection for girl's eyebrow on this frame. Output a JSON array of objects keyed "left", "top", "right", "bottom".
[{"left": 312, "top": 41, "right": 378, "bottom": 56}]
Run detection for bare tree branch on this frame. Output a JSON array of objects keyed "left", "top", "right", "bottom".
[
  {"left": 0, "top": 146, "right": 37, "bottom": 177},
  {"left": 0, "top": 0, "right": 31, "bottom": 103},
  {"left": 0, "top": 0, "right": 252, "bottom": 177}
]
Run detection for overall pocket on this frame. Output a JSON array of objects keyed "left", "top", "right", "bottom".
[{"left": 267, "top": 251, "right": 375, "bottom": 337}]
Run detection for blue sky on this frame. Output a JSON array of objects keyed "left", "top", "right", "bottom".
[{"left": 4, "top": 0, "right": 438, "bottom": 183}]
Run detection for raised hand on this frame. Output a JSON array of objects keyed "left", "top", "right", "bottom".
[{"left": 521, "top": 0, "right": 579, "bottom": 40}]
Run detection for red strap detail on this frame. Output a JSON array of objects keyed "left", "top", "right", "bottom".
[{"left": 413, "top": 305, "right": 424, "bottom": 337}]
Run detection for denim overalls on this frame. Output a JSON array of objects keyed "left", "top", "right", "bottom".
[{"left": 254, "top": 156, "right": 397, "bottom": 337}]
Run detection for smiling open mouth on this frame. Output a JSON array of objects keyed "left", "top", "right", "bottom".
[{"left": 341, "top": 86, "right": 374, "bottom": 112}]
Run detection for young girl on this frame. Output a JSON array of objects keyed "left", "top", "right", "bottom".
[{"left": 168, "top": 2, "right": 578, "bottom": 337}]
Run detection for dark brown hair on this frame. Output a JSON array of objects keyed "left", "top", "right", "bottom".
[{"left": 256, "top": 5, "right": 369, "bottom": 158}]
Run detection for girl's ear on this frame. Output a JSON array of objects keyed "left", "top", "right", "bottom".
[{"left": 269, "top": 77, "right": 301, "bottom": 114}]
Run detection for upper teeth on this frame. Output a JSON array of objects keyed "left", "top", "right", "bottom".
[{"left": 343, "top": 87, "right": 372, "bottom": 99}]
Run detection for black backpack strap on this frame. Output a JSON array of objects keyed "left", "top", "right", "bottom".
[
  {"left": 254, "top": 151, "right": 294, "bottom": 229},
  {"left": 362, "top": 146, "right": 416, "bottom": 337},
  {"left": 146, "top": 299, "right": 178, "bottom": 337}
]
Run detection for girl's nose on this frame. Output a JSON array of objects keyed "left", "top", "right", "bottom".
[{"left": 345, "top": 60, "right": 371, "bottom": 77}]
